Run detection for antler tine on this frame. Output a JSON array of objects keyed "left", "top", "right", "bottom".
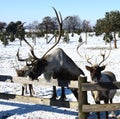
[
  {"left": 16, "top": 47, "right": 30, "bottom": 61},
  {"left": 42, "top": 7, "right": 62, "bottom": 58},
  {"left": 76, "top": 41, "right": 86, "bottom": 58},
  {"left": 99, "top": 43, "right": 111, "bottom": 65},
  {"left": 52, "top": 7, "right": 62, "bottom": 26},
  {"left": 22, "top": 37, "right": 39, "bottom": 60},
  {"left": 17, "top": 22, "right": 31, "bottom": 50},
  {"left": 85, "top": 54, "right": 93, "bottom": 65},
  {"left": 16, "top": 47, "right": 37, "bottom": 64},
  {"left": 29, "top": 48, "right": 38, "bottom": 60},
  {"left": 76, "top": 41, "right": 93, "bottom": 65},
  {"left": 23, "top": 38, "right": 33, "bottom": 50},
  {"left": 16, "top": 47, "right": 35, "bottom": 67},
  {"left": 17, "top": 22, "right": 39, "bottom": 60}
]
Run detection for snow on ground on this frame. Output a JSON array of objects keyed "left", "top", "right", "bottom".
[{"left": 0, "top": 33, "right": 120, "bottom": 118}]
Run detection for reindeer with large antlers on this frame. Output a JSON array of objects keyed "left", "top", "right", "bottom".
[
  {"left": 17, "top": 8, "right": 85, "bottom": 100},
  {"left": 77, "top": 42, "right": 116, "bottom": 119}
]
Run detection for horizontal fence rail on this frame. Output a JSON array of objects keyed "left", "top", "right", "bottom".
[
  {"left": 0, "top": 75, "right": 78, "bottom": 88},
  {"left": 82, "top": 82, "right": 120, "bottom": 91},
  {"left": 83, "top": 103, "right": 120, "bottom": 112},
  {"left": 0, "top": 93, "right": 78, "bottom": 109}
]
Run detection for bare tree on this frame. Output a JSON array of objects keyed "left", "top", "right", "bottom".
[
  {"left": 82, "top": 20, "right": 92, "bottom": 44},
  {"left": 63, "top": 15, "right": 82, "bottom": 32},
  {"left": 0, "top": 22, "right": 6, "bottom": 32}
]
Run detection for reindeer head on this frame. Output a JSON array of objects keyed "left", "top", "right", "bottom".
[
  {"left": 76, "top": 42, "right": 111, "bottom": 82},
  {"left": 85, "top": 49, "right": 111, "bottom": 82},
  {"left": 28, "top": 58, "right": 48, "bottom": 79},
  {"left": 16, "top": 66, "right": 32, "bottom": 77},
  {"left": 86, "top": 65, "right": 105, "bottom": 82},
  {"left": 17, "top": 8, "right": 63, "bottom": 80},
  {"left": 15, "top": 49, "right": 32, "bottom": 77}
]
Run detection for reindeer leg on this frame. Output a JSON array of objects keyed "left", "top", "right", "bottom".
[
  {"left": 105, "top": 111, "right": 109, "bottom": 119},
  {"left": 51, "top": 86, "right": 57, "bottom": 100},
  {"left": 29, "top": 84, "right": 32, "bottom": 97},
  {"left": 22, "top": 86, "right": 24, "bottom": 96},
  {"left": 108, "top": 99, "right": 116, "bottom": 118},
  {"left": 59, "top": 87, "right": 66, "bottom": 101},
  {"left": 70, "top": 88, "right": 78, "bottom": 100},
  {"left": 31, "top": 85, "right": 35, "bottom": 95},
  {"left": 104, "top": 99, "right": 109, "bottom": 119},
  {"left": 24, "top": 84, "right": 28, "bottom": 94},
  {"left": 22, "top": 84, "right": 28, "bottom": 95},
  {"left": 29, "top": 84, "right": 34, "bottom": 97},
  {"left": 96, "top": 101, "right": 100, "bottom": 119},
  {"left": 97, "top": 112, "right": 100, "bottom": 119}
]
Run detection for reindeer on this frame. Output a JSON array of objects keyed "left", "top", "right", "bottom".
[
  {"left": 14, "top": 48, "right": 35, "bottom": 97},
  {"left": 77, "top": 43, "right": 116, "bottom": 119},
  {"left": 18, "top": 8, "right": 85, "bottom": 100}
]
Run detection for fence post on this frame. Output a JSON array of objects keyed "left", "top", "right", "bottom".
[{"left": 78, "top": 75, "right": 88, "bottom": 119}]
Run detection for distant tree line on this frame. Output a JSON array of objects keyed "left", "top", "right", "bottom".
[
  {"left": 95, "top": 10, "right": 120, "bottom": 48},
  {"left": 0, "top": 10, "right": 120, "bottom": 48},
  {"left": 0, "top": 21, "right": 26, "bottom": 46},
  {"left": 0, "top": 14, "right": 93, "bottom": 46}
]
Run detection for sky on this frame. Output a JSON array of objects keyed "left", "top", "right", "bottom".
[{"left": 0, "top": 0, "right": 120, "bottom": 25}]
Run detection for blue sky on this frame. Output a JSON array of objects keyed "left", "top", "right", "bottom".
[{"left": 0, "top": 0, "right": 120, "bottom": 25}]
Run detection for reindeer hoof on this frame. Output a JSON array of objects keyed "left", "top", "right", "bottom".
[
  {"left": 30, "top": 95, "right": 33, "bottom": 97},
  {"left": 50, "top": 96, "right": 57, "bottom": 100},
  {"left": 51, "top": 93, "right": 57, "bottom": 100},
  {"left": 59, "top": 96, "right": 67, "bottom": 101}
]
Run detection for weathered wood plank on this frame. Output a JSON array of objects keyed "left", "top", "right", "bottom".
[
  {"left": 78, "top": 76, "right": 88, "bottom": 119},
  {"left": 0, "top": 75, "right": 12, "bottom": 81},
  {"left": 0, "top": 75, "right": 78, "bottom": 88},
  {"left": 83, "top": 103, "right": 120, "bottom": 112},
  {"left": 82, "top": 82, "right": 120, "bottom": 91},
  {"left": 0, "top": 93, "right": 78, "bottom": 109}
]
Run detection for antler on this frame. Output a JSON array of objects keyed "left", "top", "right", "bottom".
[
  {"left": 16, "top": 47, "right": 35, "bottom": 66},
  {"left": 85, "top": 54, "right": 93, "bottom": 65},
  {"left": 98, "top": 42, "right": 111, "bottom": 65},
  {"left": 22, "top": 38, "right": 39, "bottom": 60},
  {"left": 77, "top": 41, "right": 93, "bottom": 65},
  {"left": 16, "top": 21, "right": 39, "bottom": 60},
  {"left": 99, "top": 49, "right": 111, "bottom": 66},
  {"left": 76, "top": 41, "right": 86, "bottom": 58},
  {"left": 42, "top": 7, "right": 63, "bottom": 58},
  {"left": 16, "top": 48, "right": 30, "bottom": 61},
  {"left": 21, "top": 7, "right": 62, "bottom": 60}
]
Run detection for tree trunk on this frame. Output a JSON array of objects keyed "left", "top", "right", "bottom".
[
  {"left": 20, "top": 40, "right": 22, "bottom": 46},
  {"left": 114, "top": 32, "right": 117, "bottom": 48},
  {"left": 85, "top": 32, "right": 87, "bottom": 44}
]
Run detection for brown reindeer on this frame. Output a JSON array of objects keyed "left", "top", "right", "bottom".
[
  {"left": 77, "top": 42, "right": 116, "bottom": 119},
  {"left": 18, "top": 8, "right": 85, "bottom": 100},
  {"left": 86, "top": 65, "right": 116, "bottom": 118}
]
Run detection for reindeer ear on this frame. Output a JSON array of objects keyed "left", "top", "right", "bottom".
[
  {"left": 100, "top": 65, "right": 106, "bottom": 71},
  {"left": 85, "top": 66, "right": 92, "bottom": 71}
]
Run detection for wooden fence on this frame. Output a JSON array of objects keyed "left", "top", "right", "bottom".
[
  {"left": 0, "top": 75, "right": 120, "bottom": 119},
  {"left": 0, "top": 75, "right": 78, "bottom": 109},
  {"left": 78, "top": 76, "right": 120, "bottom": 119}
]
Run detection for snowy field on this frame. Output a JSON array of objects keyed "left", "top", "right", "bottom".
[{"left": 0, "top": 33, "right": 120, "bottom": 119}]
